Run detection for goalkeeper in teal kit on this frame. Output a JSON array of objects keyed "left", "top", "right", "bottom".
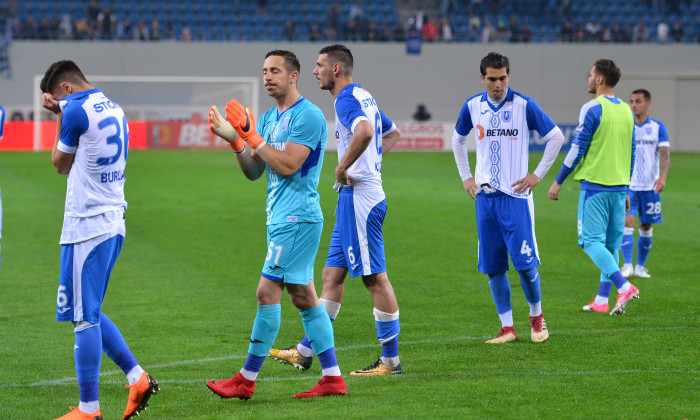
[{"left": 205, "top": 50, "right": 346, "bottom": 399}]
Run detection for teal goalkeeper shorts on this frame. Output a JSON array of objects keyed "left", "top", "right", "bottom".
[
  {"left": 261, "top": 222, "right": 322, "bottom": 285},
  {"left": 577, "top": 190, "right": 626, "bottom": 249}
]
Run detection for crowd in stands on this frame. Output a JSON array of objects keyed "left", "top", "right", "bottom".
[{"left": 2, "top": 0, "right": 699, "bottom": 44}]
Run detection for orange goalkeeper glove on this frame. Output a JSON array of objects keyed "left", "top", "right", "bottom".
[
  {"left": 225, "top": 99, "right": 266, "bottom": 150},
  {"left": 209, "top": 105, "right": 244, "bottom": 153}
]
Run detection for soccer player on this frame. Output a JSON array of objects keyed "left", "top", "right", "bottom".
[
  {"left": 205, "top": 50, "right": 346, "bottom": 399},
  {"left": 269, "top": 44, "right": 403, "bottom": 375},
  {"left": 41, "top": 60, "right": 158, "bottom": 420},
  {"left": 452, "top": 52, "right": 564, "bottom": 344},
  {"left": 620, "top": 89, "right": 670, "bottom": 279},
  {"left": 548, "top": 59, "right": 640, "bottom": 316}
]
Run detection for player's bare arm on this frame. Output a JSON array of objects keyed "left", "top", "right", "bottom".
[
  {"left": 381, "top": 129, "right": 401, "bottom": 155},
  {"left": 463, "top": 177, "right": 479, "bottom": 200},
  {"left": 335, "top": 120, "right": 373, "bottom": 184},
  {"left": 548, "top": 181, "right": 561, "bottom": 200},
  {"left": 654, "top": 146, "right": 670, "bottom": 193},
  {"left": 512, "top": 173, "right": 541, "bottom": 195}
]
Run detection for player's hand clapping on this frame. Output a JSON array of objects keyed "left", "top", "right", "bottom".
[
  {"left": 209, "top": 105, "right": 244, "bottom": 153},
  {"left": 225, "top": 100, "right": 266, "bottom": 150}
]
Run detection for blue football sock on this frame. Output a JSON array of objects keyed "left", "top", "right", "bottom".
[
  {"left": 621, "top": 231, "right": 634, "bottom": 264},
  {"left": 518, "top": 268, "right": 541, "bottom": 304},
  {"left": 100, "top": 313, "right": 138, "bottom": 375},
  {"left": 317, "top": 347, "right": 339, "bottom": 371},
  {"left": 597, "top": 278, "right": 613, "bottom": 298},
  {"left": 75, "top": 326, "right": 102, "bottom": 403},
  {"left": 300, "top": 305, "right": 334, "bottom": 356},
  {"left": 637, "top": 230, "right": 653, "bottom": 266},
  {"left": 243, "top": 354, "right": 265, "bottom": 374},
  {"left": 248, "top": 304, "right": 281, "bottom": 357},
  {"left": 488, "top": 272, "right": 511, "bottom": 314}
]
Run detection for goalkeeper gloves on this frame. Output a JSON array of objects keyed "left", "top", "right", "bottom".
[
  {"left": 209, "top": 105, "right": 244, "bottom": 153},
  {"left": 225, "top": 99, "right": 266, "bottom": 150}
]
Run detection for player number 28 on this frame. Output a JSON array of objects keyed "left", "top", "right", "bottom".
[{"left": 645, "top": 202, "right": 661, "bottom": 215}]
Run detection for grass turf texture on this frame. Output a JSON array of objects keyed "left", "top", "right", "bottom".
[{"left": 0, "top": 150, "right": 698, "bottom": 419}]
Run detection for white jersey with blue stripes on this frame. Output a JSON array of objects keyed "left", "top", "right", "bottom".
[
  {"left": 630, "top": 116, "right": 669, "bottom": 191},
  {"left": 334, "top": 83, "right": 396, "bottom": 188},
  {"left": 455, "top": 88, "right": 558, "bottom": 198},
  {"left": 57, "top": 88, "right": 128, "bottom": 244}
]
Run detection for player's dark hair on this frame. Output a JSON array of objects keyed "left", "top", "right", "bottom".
[
  {"left": 319, "top": 44, "right": 354, "bottom": 76},
  {"left": 40, "top": 60, "right": 88, "bottom": 93},
  {"left": 631, "top": 88, "right": 651, "bottom": 101},
  {"left": 480, "top": 52, "right": 510, "bottom": 76},
  {"left": 265, "top": 50, "right": 301, "bottom": 73},
  {"left": 593, "top": 59, "right": 621, "bottom": 87}
]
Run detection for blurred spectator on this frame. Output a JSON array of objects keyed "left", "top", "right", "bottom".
[
  {"left": 481, "top": 20, "right": 495, "bottom": 43},
  {"left": 327, "top": 2, "right": 340, "bottom": 40},
  {"left": 367, "top": 22, "right": 379, "bottom": 42},
  {"left": 622, "top": 24, "right": 632, "bottom": 42},
  {"left": 392, "top": 22, "right": 406, "bottom": 42},
  {"left": 657, "top": 20, "right": 669, "bottom": 43},
  {"left": 573, "top": 24, "right": 586, "bottom": 42},
  {"left": 468, "top": 12, "right": 481, "bottom": 41},
  {"left": 441, "top": 18, "right": 454, "bottom": 42},
  {"left": 611, "top": 23, "right": 625, "bottom": 43},
  {"left": 181, "top": 26, "right": 191, "bottom": 42},
  {"left": 58, "top": 14, "right": 73, "bottom": 40},
  {"left": 165, "top": 22, "right": 176, "bottom": 41},
  {"left": 135, "top": 20, "right": 149, "bottom": 41},
  {"left": 379, "top": 24, "right": 392, "bottom": 42},
  {"left": 5, "top": 0, "right": 20, "bottom": 42},
  {"left": 633, "top": 22, "right": 649, "bottom": 42},
  {"left": 521, "top": 24, "right": 533, "bottom": 42},
  {"left": 669, "top": 21, "right": 683, "bottom": 42},
  {"left": 495, "top": 20, "right": 507, "bottom": 42},
  {"left": 98, "top": 7, "right": 116, "bottom": 39},
  {"left": 86, "top": 1, "right": 100, "bottom": 25},
  {"left": 422, "top": 16, "right": 440, "bottom": 42},
  {"left": 345, "top": 18, "right": 359, "bottom": 41},
  {"left": 413, "top": 104, "right": 431, "bottom": 121},
  {"left": 508, "top": 17, "right": 521, "bottom": 42},
  {"left": 349, "top": 0, "right": 364, "bottom": 21},
  {"left": 600, "top": 24, "right": 612, "bottom": 43},
  {"left": 585, "top": 20, "right": 601, "bottom": 41},
  {"left": 413, "top": 7, "right": 425, "bottom": 30},
  {"left": 309, "top": 22, "right": 323, "bottom": 42},
  {"left": 282, "top": 20, "right": 296, "bottom": 41},
  {"left": 118, "top": 19, "right": 132, "bottom": 40},
  {"left": 560, "top": 20, "right": 574, "bottom": 42},
  {"left": 439, "top": 0, "right": 453, "bottom": 18},
  {"left": 151, "top": 19, "right": 161, "bottom": 41},
  {"left": 74, "top": 19, "right": 89, "bottom": 40},
  {"left": 38, "top": 17, "right": 52, "bottom": 40}
]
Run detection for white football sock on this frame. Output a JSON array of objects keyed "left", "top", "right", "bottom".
[
  {"left": 126, "top": 365, "right": 145, "bottom": 385},
  {"left": 79, "top": 401, "right": 99, "bottom": 413},
  {"left": 498, "top": 310, "right": 514, "bottom": 327}
]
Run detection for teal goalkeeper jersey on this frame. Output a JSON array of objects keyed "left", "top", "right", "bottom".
[{"left": 257, "top": 97, "right": 327, "bottom": 225}]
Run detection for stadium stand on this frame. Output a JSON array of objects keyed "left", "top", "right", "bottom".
[{"left": 3, "top": 0, "right": 699, "bottom": 43}]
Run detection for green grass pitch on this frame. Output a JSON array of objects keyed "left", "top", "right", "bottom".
[{"left": 0, "top": 150, "right": 698, "bottom": 419}]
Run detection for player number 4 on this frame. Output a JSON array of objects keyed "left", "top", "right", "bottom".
[{"left": 520, "top": 240, "right": 532, "bottom": 257}]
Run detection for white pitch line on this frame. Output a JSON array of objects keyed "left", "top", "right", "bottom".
[{"left": 17, "top": 325, "right": 697, "bottom": 387}]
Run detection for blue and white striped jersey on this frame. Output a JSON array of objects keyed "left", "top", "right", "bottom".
[
  {"left": 455, "top": 88, "right": 558, "bottom": 198},
  {"left": 57, "top": 88, "right": 128, "bottom": 243},
  {"left": 630, "top": 116, "right": 669, "bottom": 191},
  {"left": 334, "top": 83, "right": 396, "bottom": 188}
]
